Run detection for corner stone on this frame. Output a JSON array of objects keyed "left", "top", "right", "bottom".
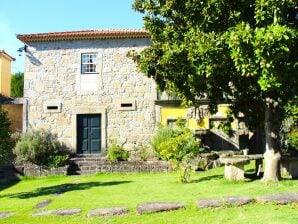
[
  {"left": 136, "top": 202, "right": 187, "bottom": 214},
  {"left": 87, "top": 207, "right": 129, "bottom": 217}
]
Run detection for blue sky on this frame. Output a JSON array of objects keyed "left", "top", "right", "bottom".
[{"left": 0, "top": 0, "right": 144, "bottom": 73}]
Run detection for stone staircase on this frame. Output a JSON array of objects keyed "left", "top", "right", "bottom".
[{"left": 68, "top": 155, "right": 171, "bottom": 175}]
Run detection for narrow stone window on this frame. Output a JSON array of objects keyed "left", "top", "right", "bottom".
[
  {"left": 44, "top": 102, "right": 62, "bottom": 113},
  {"left": 116, "top": 99, "right": 136, "bottom": 111},
  {"left": 81, "top": 53, "right": 97, "bottom": 74}
]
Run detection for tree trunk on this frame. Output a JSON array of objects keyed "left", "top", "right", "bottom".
[{"left": 262, "top": 97, "right": 282, "bottom": 182}]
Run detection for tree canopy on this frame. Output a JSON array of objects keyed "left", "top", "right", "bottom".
[
  {"left": 11, "top": 72, "right": 24, "bottom": 98},
  {"left": 132, "top": 0, "right": 297, "bottom": 182}
]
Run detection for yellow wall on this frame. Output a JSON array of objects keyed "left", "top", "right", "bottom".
[
  {"left": 0, "top": 53, "right": 13, "bottom": 96},
  {"left": 160, "top": 104, "right": 236, "bottom": 131},
  {"left": 0, "top": 105, "right": 23, "bottom": 132}
]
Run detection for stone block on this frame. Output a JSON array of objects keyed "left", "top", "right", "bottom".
[
  {"left": 136, "top": 202, "right": 187, "bottom": 214},
  {"left": 224, "top": 163, "right": 244, "bottom": 180}
]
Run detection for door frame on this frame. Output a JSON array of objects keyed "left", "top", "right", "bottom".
[{"left": 71, "top": 106, "right": 107, "bottom": 154}]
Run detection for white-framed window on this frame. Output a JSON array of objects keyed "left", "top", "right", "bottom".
[{"left": 81, "top": 53, "right": 98, "bottom": 74}]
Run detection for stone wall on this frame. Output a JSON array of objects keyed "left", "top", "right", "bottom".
[{"left": 23, "top": 38, "right": 156, "bottom": 153}]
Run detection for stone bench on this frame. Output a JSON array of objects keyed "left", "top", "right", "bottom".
[{"left": 219, "top": 154, "right": 264, "bottom": 181}]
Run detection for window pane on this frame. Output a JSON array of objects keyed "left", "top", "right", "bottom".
[{"left": 81, "top": 53, "right": 97, "bottom": 73}]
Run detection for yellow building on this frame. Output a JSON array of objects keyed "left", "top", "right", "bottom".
[
  {"left": 0, "top": 50, "right": 15, "bottom": 96},
  {"left": 0, "top": 50, "right": 23, "bottom": 132},
  {"left": 156, "top": 94, "right": 246, "bottom": 151}
]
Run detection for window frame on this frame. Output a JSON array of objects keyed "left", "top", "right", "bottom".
[{"left": 81, "top": 53, "right": 98, "bottom": 74}]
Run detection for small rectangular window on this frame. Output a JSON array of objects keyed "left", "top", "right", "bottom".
[
  {"left": 44, "top": 102, "right": 62, "bottom": 113},
  {"left": 121, "top": 103, "right": 133, "bottom": 108},
  {"left": 116, "top": 99, "right": 136, "bottom": 111},
  {"left": 47, "top": 106, "right": 58, "bottom": 110},
  {"left": 81, "top": 53, "right": 97, "bottom": 74}
]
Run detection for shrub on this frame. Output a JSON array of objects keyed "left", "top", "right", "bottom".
[
  {"left": 151, "top": 119, "right": 205, "bottom": 182},
  {"left": 288, "top": 129, "right": 298, "bottom": 151},
  {"left": 107, "top": 143, "right": 129, "bottom": 162},
  {"left": 0, "top": 109, "right": 12, "bottom": 165},
  {"left": 136, "top": 143, "right": 154, "bottom": 161},
  {"left": 13, "top": 129, "right": 69, "bottom": 167}
]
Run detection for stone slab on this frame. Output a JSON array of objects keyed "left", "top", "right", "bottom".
[
  {"left": 136, "top": 202, "right": 187, "bottom": 214},
  {"left": 197, "top": 199, "right": 222, "bottom": 208},
  {"left": 223, "top": 196, "right": 253, "bottom": 206},
  {"left": 33, "top": 199, "right": 52, "bottom": 209},
  {"left": 257, "top": 192, "right": 298, "bottom": 205},
  {"left": 55, "top": 208, "right": 81, "bottom": 216},
  {"left": 32, "top": 210, "right": 56, "bottom": 217},
  {"left": 0, "top": 212, "right": 13, "bottom": 219},
  {"left": 88, "top": 207, "right": 129, "bottom": 217}
]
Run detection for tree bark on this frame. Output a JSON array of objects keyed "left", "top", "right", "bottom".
[{"left": 262, "top": 97, "right": 282, "bottom": 182}]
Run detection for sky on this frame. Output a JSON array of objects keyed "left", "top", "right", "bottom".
[{"left": 0, "top": 0, "right": 144, "bottom": 73}]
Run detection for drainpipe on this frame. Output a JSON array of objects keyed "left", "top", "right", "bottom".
[{"left": 23, "top": 99, "right": 29, "bottom": 132}]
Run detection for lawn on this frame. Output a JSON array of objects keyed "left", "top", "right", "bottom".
[{"left": 0, "top": 164, "right": 297, "bottom": 224}]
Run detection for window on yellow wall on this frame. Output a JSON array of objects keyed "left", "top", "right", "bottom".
[{"left": 167, "top": 118, "right": 186, "bottom": 127}]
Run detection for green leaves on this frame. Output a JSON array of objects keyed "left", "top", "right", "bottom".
[
  {"left": 133, "top": 0, "right": 297, "bottom": 128},
  {"left": 0, "top": 109, "right": 12, "bottom": 165}
]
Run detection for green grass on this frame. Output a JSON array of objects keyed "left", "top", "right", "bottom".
[{"left": 0, "top": 164, "right": 297, "bottom": 224}]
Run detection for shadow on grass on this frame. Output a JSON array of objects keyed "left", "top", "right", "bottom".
[
  {"left": 245, "top": 172, "right": 264, "bottom": 182},
  {"left": 191, "top": 174, "right": 224, "bottom": 183},
  {"left": 0, "top": 178, "right": 20, "bottom": 192},
  {"left": 0, "top": 180, "right": 131, "bottom": 199},
  {"left": 0, "top": 165, "right": 20, "bottom": 191}
]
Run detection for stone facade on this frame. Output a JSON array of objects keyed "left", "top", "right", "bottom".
[{"left": 23, "top": 38, "right": 156, "bottom": 153}]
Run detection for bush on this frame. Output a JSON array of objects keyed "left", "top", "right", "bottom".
[
  {"left": 0, "top": 109, "right": 12, "bottom": 165},
  {"left": 136, "top": 143, "right": 154, "bottom": 161},
  {"left": 13, "top": 129, "right": 69, "bottom": 167},
  {"left": 151, "top": 119, "right": 205, "bottom": 182},
  {"left": 288, "top": 129, "right": 298, "bottom": 150},
  {"left": 107, "top": 143, "right": 129, "bottom": 162}
]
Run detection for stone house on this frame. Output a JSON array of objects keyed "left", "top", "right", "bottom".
[
  {"left": 17, "top": 30, "right": 157, "bottom": 154},
  {"left": 17, "top": 29, "right": 248, "bottom": 156}
]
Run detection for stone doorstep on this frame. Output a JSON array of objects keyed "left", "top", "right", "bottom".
[
  {"left": 87, "top": 207, "right": 129, "bottom": 217},
  {"left": 136, "top": 202, "right": 187, "bottom": 214},
  {"left": 0, "top": 212, "right": 13, "bottom": 219}
]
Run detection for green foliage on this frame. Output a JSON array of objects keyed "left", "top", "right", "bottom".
[
  {"left": 107, "top": 143, "right": 129, "bottom": 162},
  {"left": 288, "top": 129, "right": 298, "bottom": 150},
  {"left": 13, "top": 129, "right": 69, "bottom": 167},
  {"left": 11, "top": 72, "right": 24, "bottom": 97},
  {"left": 135, "top": 143, "right": 153, "bottom": 161},
  {"left": 218, "top": 115, "right": 234, "bottom": 137},
  {"left": 151, "top": 120, "right": 205, "bottom": 182},
  {"left": 132, "top": 0, "right": 297, "bottom": 130},
  {"left": 0, "top": 109, "right": 12, "bottom": 165},
  {"left": 46, "top": 152, "right": 69, "bottom": 168}
]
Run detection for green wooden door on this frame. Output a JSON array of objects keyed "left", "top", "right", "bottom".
[{"left": 77, "top": 114, "right": 101, "bottom": 154}]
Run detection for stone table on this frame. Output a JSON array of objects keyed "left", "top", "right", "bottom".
[{"left": 219, "top": 154, "right": 264, "bottom": 181}]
